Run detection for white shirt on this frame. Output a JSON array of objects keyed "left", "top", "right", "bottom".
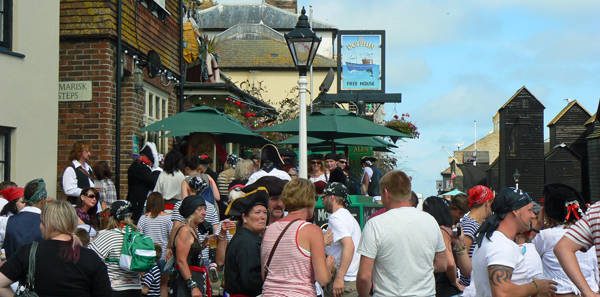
[
  {"left": 472, "top": 231, "right": 529, "bottom": 297},
  {"left": 154, "top": 170, "right": 185, "bottom": 201},
  {"left": 0, "top": 198, "right": 7, "bottom": 212},
  {"left": 62, "top": 160, "right": 94, "bottom": 197},
  {"left": 533, "top": 226, "right": 599, "bottom": 294},
  {"left": 360, "top": 166, "right": 381, "bottom": 200},
  {"left": 245, "top": 168, "right": 291, "bottom": 186},
  {"left": 325, "top": 208, "right": 362, "bottom": 281},
  {"left": 357, "top": 207, "right": 445, "bottom": 297},
  {"left": 519, "top": 242, "right": 543, "bottom": 280}
]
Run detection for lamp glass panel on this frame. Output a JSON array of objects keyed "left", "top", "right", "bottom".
[
  {"left": 292, "top": 40, "right": 313, "bottom": 66},
  {"left": 307, "top": 39, "right": 321, "bottom": 67}
]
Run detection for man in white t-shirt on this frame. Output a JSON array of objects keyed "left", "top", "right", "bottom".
[
  {"left": 471, "top": 187, "right": 557, "bottom": 297},
  {"left": 322, "top": 182, "right": 361, "bottom": 297},
  {"left": 356, "top": 170, "right": 447, "bottom": 297}
]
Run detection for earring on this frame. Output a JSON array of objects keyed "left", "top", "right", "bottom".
[{"left": 243, "top": 220, "right": 247, "bottom": 224}]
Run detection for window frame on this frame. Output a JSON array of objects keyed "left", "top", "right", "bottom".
[
  {"left": 143, "top": 84, "right": 170, "bottom": 154},
  {"left": 0, "top": 126, "right": 12, "bottom": 181},
  {"left": 0, "top": 0, "right": 12, "bottom": 50}
]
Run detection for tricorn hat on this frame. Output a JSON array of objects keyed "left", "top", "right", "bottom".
[
  {"left": 360, "top": 156, "right": 377, "bottom": 163},
  {"left": 259, "top": 144, "right": 284, "bottom": 168},
  {"left": 324, "top": 153, "right": 337, "bottom": 161},
  {"left": 308, "top": 153, "right": 323, "bottom": 162},
  {"left": 243, "top": 176, "right": 288, "bottom": 196},
  {"left": 110, "top": 200, "right": 133, "bottom": 221},
  {"left": 198, "top": 155, "right": 213, "bottom": 165},
  {"left": 225, "top": 187, "right": 269, "bottom": 217}
]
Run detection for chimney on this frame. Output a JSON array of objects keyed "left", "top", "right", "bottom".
[{"left": 266, "top": 0, "right": 297, "bottom": 14}]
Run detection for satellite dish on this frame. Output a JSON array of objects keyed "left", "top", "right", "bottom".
[
  {"left": 147, "top": 50, "right": 162, "bottom": 78},
  {"left": 319, "top": 68, "right": 335, "bottom": 93}
]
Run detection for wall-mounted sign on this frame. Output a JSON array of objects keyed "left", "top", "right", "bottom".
[
  {"left": 133, "top": 135, "right": 140, "bottom": 155},
  {"left": 337, "top": 31, "right": 385, "bottom": 93},
  {"left": 58, "top": 81, "right": 93, "bottom": 102}
]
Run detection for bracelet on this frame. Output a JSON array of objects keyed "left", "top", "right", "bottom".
[
  {"left": 532, "top": 228, "right": 540, "bottom": 233},
  {"left": 456, "top": 248, "right": 467, "bottom": 256},
  {"left": 532, "top": 279, "right": 539, "bottom": 294},
  {"left": 186, "top": 277, "right": 198, "bottom": 290},
  {"left": 453, "top": 243, "right": 467, "bottom": 253},
  {"left": 218, "top": 234, "right": 227, "bottom": 240}
]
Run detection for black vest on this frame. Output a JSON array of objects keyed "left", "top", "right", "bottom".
[
  {"left": 70, "top": 165, "right": 95, "bottom": 190},
  {"left": 367, "top": 165, "right": 383, "bottom": 196}
]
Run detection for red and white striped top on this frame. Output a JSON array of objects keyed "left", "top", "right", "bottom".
[
  {"left": 261, "top": 219, "right": 316, "bottom": 297},
  {"left": 565, "top": 201, "right": 600, "bottom": 268}
]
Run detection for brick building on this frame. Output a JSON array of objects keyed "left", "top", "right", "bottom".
[{"left": 57, "top": 0, "right": 182, "bottom": 199}]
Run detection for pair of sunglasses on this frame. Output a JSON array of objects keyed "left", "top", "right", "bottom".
[{"left": 86, "top": 194, "right": 97, "bottom": 199}]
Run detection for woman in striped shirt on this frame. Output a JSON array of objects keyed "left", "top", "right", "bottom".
[
  {"left": 138, "top": 192, "right": 172, "bottom": 297},
  {"left": 89, "top": 200, "right": 143, "bottom": 297},
  {"left": 261, "top": 178, "right": 334, "bottom": 297}
]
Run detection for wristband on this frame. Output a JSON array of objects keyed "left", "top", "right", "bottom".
[
  {"left": 532, "top": 228, "right": 540, "bottom": 233},
  {"left": 186, "top": 277, "right": 198, "bottom": 290},
  {"left": 218, "top": 234, "right": 227, "bottom": 240},
  {"left": 532, "top": 279, "right": 539, "bottom": 294}
]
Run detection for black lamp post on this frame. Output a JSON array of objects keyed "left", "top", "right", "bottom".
[
  {"left": 513, "top": 169, "right": 521, "bottom": 189},
  {"left": 284, "top": 7, "right": 321, "bottom": 178}
]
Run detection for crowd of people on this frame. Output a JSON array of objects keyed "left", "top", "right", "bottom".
[{"left": 0, "top": 140, "right": 600, "bottom": 297}]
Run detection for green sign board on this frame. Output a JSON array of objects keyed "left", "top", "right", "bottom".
[
  {"left": 133, "top": 135, "right": 140, "bottom": 155},
  {"left": 348, "top": 146, "right": 373, "bottom": 176}
]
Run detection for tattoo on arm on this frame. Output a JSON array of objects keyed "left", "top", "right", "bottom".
[{"left": 488, "top": 265, "right": 513, "bottom": 286}]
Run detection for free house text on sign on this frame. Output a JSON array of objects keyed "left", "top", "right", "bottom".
[
  {"left": 340, "top": 34, "right": 383, "bottom": 91},
  {"left": 58, "top": 81, "right": 92, "bottom": 102}
]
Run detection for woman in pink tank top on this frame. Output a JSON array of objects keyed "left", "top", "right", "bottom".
[{"left": 261, "top": 178, "right": 335, "bottom": 296}]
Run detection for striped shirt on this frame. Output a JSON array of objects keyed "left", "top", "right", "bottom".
[
  {"left": 88, "top": 229, "right": 141, "bottom": 291},
  {"left": 459, "top": 215, "right": 481, "bottom": 286},
  {"left": 142, "top": 264, "right": 161, "bottom": 297},
  {"left": 261, "top": 220, "right": 315, "bottom": 297},
  {"left": 138, "top": 214, "right": 172, "bottom": 261},
  {"left": 565, "top": 201, "right": 600, "bottom": 270}
]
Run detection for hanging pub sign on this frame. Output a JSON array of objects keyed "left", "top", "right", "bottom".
[{"left": 337, "top": 30, "right": 385, "bottom": 93}]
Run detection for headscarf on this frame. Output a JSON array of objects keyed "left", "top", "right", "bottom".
[
  {"left": 226, "top": 154, "right": 240, "bottom": 168},
  {"left": 467, "top": 185, "right": 494, "bottom": 208},
  {"left": 24, "top": 178, "right": 47, "bottom": 204},
  {"left": 179, "top": 195, "right": 206, "bottom": 218},
  {"left": 543, "top": 183, "right": 586, "bottom": 224},
  {"left": 323, "top": 182, "right": 351, "bottom": 208},
  {"left": 475, "top": 187, "right": 532, "bottom": 247},
  {"left": 0, "top": 187, "right": 24, "bottom": 202},
  {"left": 189, "top": 176, "right": 209, "bottom": 194},
  {"left": 110, "top": 200, "right": 133, "bottom": 220}
]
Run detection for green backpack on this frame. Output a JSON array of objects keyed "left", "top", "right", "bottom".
[{"left": 107, "top": 225, "right": 156, "bottom": 272}]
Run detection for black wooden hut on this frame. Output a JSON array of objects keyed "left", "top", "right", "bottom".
[
  {"left": 587, "top": 129, "right": 600, "bottom": 203},
  {"left": 544, "top": 144, "right": 583, "bottom": 194},
  {"left": 498, "top": 86, "right": 545, "bottom": 202},
  {"left": 546, "top": 100, "right": 591, "bottom": 200}
]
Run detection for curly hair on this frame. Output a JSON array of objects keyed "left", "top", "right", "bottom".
[{"left": 67, "top": 141, "right": 90, "bottom": 161}]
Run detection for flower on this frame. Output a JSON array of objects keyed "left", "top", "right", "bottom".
[{"left": 394, "top": 115, "right": 399, "bottom": 119}]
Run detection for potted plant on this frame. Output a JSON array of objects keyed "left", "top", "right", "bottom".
[{"left": 384, "top": 113, "right": 420, "bottom": 142}]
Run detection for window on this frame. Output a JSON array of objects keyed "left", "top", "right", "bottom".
[
  {"left": 0, "top": 0, "right": 12, "bottom": 49},
  {"left": 0, "top": 127, "right": 11, "bottom": 181},
  {"left": 143, "top": 85, "right": 170, "bottom": 154}
]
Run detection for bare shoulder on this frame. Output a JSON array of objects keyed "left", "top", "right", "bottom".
[{"left": 301, "top": 223, "right": 322, "bottom": 237}]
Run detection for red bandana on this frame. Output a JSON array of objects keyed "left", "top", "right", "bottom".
[
  {"left": 467, "top": 185, "right": 494, "bottom": 208},
  {"left": 0, "top": 187, "right": 24, "bottom": 202}
]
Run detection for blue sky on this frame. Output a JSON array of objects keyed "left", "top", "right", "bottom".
[{"left": 217, "top": 0, "right": 600, "bottom": 196}]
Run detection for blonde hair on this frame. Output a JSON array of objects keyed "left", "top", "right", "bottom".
[
  {"left": 67, "top": 141, "right": 90, "bottom": 161},
  {"left": 103, "top": 216, "right": 138, "bottom": 231},
  {"left": 40, "top": 200, "right": 82, "bottom": 262},
  {"left": 281, "top": 178, "right": 316, "bottom": 212},
  {"left": 379, "top": 170, "right": 412, "bottom": 202},
  {"left": 184, "top": 211, "right": 203, "bottom": 226},
  {"left": 234, "top": 159, "right": 254, "bottom": 180}
]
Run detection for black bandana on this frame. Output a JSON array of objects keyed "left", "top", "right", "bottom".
[{"left": 475, "top": 187, "right": 532, "bottom": 247}]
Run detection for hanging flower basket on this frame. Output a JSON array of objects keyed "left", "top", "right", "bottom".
[{"left": 384, "top": 114, "right": 420, "bottom": 141}]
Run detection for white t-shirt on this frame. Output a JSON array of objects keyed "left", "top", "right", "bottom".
[
  {"left": 519, "top": 242, "right": 543, "bottom": 280},
  {"left": 472, "top": 231, "right": 529, "bottom": 297},
  {"left": 325, "top": 208, "right": 362, "bottom": 281},
  {"left": 357, "top": 207, "right": 445, "bottom": 297}
]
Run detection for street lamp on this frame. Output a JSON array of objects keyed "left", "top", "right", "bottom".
[
  {"left": 513, "top": 169, "right": 520, "bottom": 189},
  {"left": 285, "top": 7, "right": 321, "bottom": 178}
]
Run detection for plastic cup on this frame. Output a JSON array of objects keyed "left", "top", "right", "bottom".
[
  {"left": 229, "top": 221, "right": 238, "bottom": 235},
  {"left": 208, "top": 236, "right": 217, "bottom": 249}
]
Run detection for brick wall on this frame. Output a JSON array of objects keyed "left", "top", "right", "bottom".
[
  {"left": 266, "top": 0, "right": 297, "bottom": 13},
  {"left": 58, "top": 39, "right": 179, "bottom": 200}
]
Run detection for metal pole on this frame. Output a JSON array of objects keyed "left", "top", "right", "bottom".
[
  {"left": 309, "top": 6, "right": 314, "bottom": 113},
  {"left": 299, "top": 75, "right": 308, "bottom": 178},
  {"left": 115, "top": 0, "right": 122, "bottom": 199}
]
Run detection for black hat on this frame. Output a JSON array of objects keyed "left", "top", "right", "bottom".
[
  {"left": 336, "top": 154, "right": 348, "bottom": 160},
  {"left": 360, "top": 156, "right": 377, "bottom": 163},
  {"left": 543, "top": 183, "right": 586, "bottom": 223},
  {"left": 324, "top": 153, "right": 337, "bottom": 161},
  {"left": 179, "top": 195, "right": 206, "bottom": 218},
  {"left": 140, "top": 144, "right": 155, "bottom": 165},
  {"left": 198, "top": 155, "right": 213, "bottom": 164},
  {"left": 279, "top": 148, "right": 297, "bottom": 159},
  {"left": 260, "top": 144, "right": 284, "bottom": 168},
  {"left": 308, "top": 154, "right": 323, "bottom": 162},
  {"left": 110, "top": 200, "right": 133, "bottom": 221},
  {"left": 225, "top": 187, "right": 269, "bottom": 217},
  {"left": 243, "top": 176, "right": 288, "bottom": 196}
]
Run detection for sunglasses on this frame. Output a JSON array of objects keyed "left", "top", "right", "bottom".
[
  {"left": 339, "top": 161, "right": 347, "bottom": 164},
  {"left": 86, "top": 194, "right": 97, "bottom": 199},
  {"left": 311, "top": 161, "right": 321, "bottom": 164}
]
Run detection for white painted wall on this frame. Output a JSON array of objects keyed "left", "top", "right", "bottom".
[{"left": 0, "top": 0, "right": 60, "bottom": 196}]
